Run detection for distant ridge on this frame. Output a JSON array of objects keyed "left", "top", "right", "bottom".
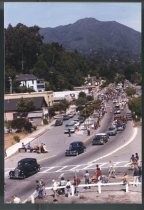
[{"left": 39, "top": 17, "right": 141, "bottom": 58}]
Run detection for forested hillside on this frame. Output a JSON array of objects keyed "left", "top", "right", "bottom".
[{"left": 5, "top": 23, "right": 141, "bottom": 93}]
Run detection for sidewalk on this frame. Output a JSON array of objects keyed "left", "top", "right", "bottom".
[
  {"left": 5, "top": 120, "right": 55, "bottom": 158},
  {"left": 35, "top": 190, "right": 142, "bottom": 204},
  {"left": 5, "top": 111, "right": 113, "bottom": 159}
]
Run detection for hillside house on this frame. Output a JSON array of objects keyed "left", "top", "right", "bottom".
[{"left": 16, "top": 74, "right": 45, "bottom": 92}]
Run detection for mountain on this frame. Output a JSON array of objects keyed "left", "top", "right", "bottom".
[{"left": 39, "top": 18, "right": 141, "bottom": 59}]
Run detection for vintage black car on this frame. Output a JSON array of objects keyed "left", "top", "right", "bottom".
[
  {"left": 9, "top": 158, "right": 40, "bottom": 179},
  {"left": 65, "top": 141, "right": 86, "bottom": 156}
]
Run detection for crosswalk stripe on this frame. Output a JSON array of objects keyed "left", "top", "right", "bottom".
[
  {"left": 69, "top": 165, "right": 81, "bottom": 171},
  {"left": 83, "top": 164, "right": 95, "bottom": 170},
  {"left": 55, "top": 166, "right": 68, "bottom": 172},
  {"left": 5, "top": 161, "right": 133, "bottom": 176},
  {"left": 39, "top": 167, "right": 55, "bottom": 173}
]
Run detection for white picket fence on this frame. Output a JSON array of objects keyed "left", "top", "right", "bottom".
[{"left": 24, "top": 181, "right": 141, "bottom": 203}]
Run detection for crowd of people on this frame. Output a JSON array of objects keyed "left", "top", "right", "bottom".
[
  {"left": 33, "top": 164, "right": 113, "bottom": 201},
  {"left": 20, "top": 142, "right": 48, "bottom": 153},
  {"left": 34, "top": 157, "right": 142, "bottom": 202},
  {"left": 11, "top": 156, "right": 142, "bottom": 203}
]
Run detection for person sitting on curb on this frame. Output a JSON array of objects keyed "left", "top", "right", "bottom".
[
  {"left": 26, "top": 143, "right": 33, "bottom": 152},
  {"left": 42, "top": 143, "right": 48, "bottom": 153}
]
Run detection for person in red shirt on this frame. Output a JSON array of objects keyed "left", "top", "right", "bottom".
[{"left": 95, "top": 164, "right": 102, "bottom": 182}]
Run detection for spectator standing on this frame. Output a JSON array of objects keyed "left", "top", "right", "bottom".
[
  {"left": 95, "top": 164, "right": 102, "bottom": 181},
  {"left": 108, "top": 161, "right": 116, "bottom": 178},
  {"left": 133, "top": 166, "right": 139, "bottom": 186},
  {"left": 59, "top": 177, "right": 66, "bottom": 195},
  {"left": 65, "top": 179, "right": 72, "bottom": 197},
  {"left": 135, "top": 153, "right": 139, "bottom": 161},
  {"left": 52, "top": 179, "right": 59, "bottom": 201},
  {"left": 68, "top": 128, "right": 71, "bottom": 137},
  {"left": 122, "top": 172, "right": 129, "bottom": 185},
  {"left": 87, "top": 127, "right": 90, "bottom": 136},
  {"left": 138, "top": 166, "right": 142, "bottom": 182},
  {"left": 73, "top": 176, "right": 81, "bottom": 195},
  {"left": 130, "top": 154, "right": 136, "bottom": 169},
  {"left": 35, "top": 179, "right": 46, "bottom": 199},
  {"left": 84, "top": 170, "right": 91, "bottom": 189}
]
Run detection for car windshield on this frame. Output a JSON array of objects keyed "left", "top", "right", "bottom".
[
  {"left": 94, "top": 136, "right": 102, "bottom": 140},
  {"left": 70, "top": 142, "right": 81, "bottom": 148},
  {"left": 109, "top": 127, "right": 115, "bottom": 131}
]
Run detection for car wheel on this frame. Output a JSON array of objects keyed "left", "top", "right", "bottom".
[
  {"left": 9, "top": 172, "right": 13, "bottom": 179},
  {"left": 37, "top": 167, "right": 40, "bottom": 172},
  {"left": 22, "top": 174, "right": 26, "bottom": 179}
]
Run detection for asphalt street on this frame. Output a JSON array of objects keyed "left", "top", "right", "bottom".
[{"left": 4, "top": 100, "right": 142, "bottom": 203}]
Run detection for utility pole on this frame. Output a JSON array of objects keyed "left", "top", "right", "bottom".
[{"left": 9, "top": 76, "right": 12, "bottom": 94}]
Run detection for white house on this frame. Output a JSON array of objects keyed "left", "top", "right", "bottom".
[{"left": 16, "top": 74, "right": 45, "bottom": 92}]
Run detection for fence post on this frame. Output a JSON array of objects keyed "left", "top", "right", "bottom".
[
  {"left": 125, "top": 183, "right": 129, "bottom": 193},
  {"left": 98, "top": 182, "right": 101, "bottom": 194},
  {"left": 31, "top": 195, "right": 35, "bottom": 204}
]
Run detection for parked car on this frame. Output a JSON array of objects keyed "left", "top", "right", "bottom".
[
  {"left": 64, "top": 125, "right": 76, "bottom": 134},
  {"left": 72, "top": 119, "right": 80, "bottom": 127},
  {"left": 63, "top": 114, "right": 70, "bottom": 120},
  {"left": 116, "top": 123, "right": 125, "bottom": 131},
  {"left": 92, "top": 133, "right": 109, "bottom": 145},
  {"left": 78, "top": 116, "right": 85, "bottom": 124},
  {"left": 114, "top": 109, "right": 121, "bottom": 114},
  {"left": 55, "top": 119, "right": 63, "bottom": 126},
  {"left": 107, "top": 126, "right": 117, "bottom": 136},
  {"left": 9, "top": 158, "right": 40, "bottom": 179},
  {"left": 65, "top": 141, "right": 86, "bottom": 156}
]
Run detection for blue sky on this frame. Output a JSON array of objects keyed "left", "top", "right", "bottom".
[{"left": 4, "top": 2, "right": 141, "bottom": 32}]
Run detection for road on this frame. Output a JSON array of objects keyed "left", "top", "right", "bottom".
[{"left": 4, "top": 100, "right": 141, "bottom": 203}]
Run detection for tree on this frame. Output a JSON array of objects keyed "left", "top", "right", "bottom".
[
  {"left": 53, "top": 100, "right": 69, "bottom": 113},
  {"left": 5, "top": 23, "right": 43, "bottom": 72},
  {"left": 86, "top": 95, "right": 94, "bottom": 101},
  {"left": 75, "top": 97, "right": 87, "bottom": 107},
  {"left": 11, "top": 118, "right": 32, "bottom": 132},
  {"left": 16, "top": 98, "right": 35, "bottom": 117},
  {"left": 78, "top": 91, "right": 87, "bottom": 98},
  {"left": 128, "top": 97, "right": 141, "bottom": 119},
  {"left": 125, "top": 87, "right": 136, "bottom": 97}
]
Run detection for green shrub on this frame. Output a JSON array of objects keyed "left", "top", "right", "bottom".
[
  {"left": 13, "top": 135, "right": 20, "bottom": 142},
  {"left": 43, "top": 119, "right": 48, "bottom": 125}
]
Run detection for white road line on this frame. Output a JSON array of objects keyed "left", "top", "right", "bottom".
[
  {"left": 28, "top": 161, "right": 131, "bottom": 174},
  {"left": 55, "top": 166, "right": 68, "bottom": 172},
  {"left": 83, "top": 164, "right": 95, "bottom": 170},
  {"left": 99, "top": 162, "right": 108, "bottom": 167},
  {"left": 39, "top": 167, "right": 55, "bottom": 173},
  {"left": 113, "top": 162, "right": 121, "bottom": 166},
  {"left": 69, "top": 165, "right": 81, "bottom": 171},
  {"left": 88, "top": 127, "right": 138, "bottom": 164},
  {"left": 124, "top": 162, "right": 131, "bottom": 167}
]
